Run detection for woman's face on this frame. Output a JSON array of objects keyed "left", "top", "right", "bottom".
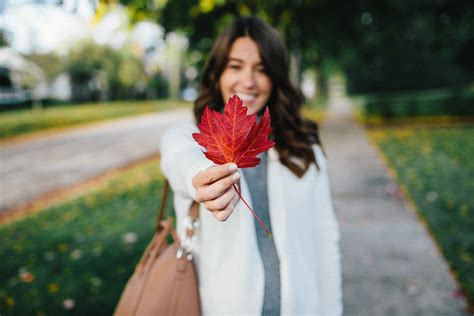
[{"left": 219, "top": 37, "right": 272, "bottom": 115}]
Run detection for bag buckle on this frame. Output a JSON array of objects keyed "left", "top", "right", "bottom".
[{"left": 176, "top": 217, "right": 200, "bottom": 261}]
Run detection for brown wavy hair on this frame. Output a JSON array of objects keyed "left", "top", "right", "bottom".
[{"left": 194, "top": 16, "right": 321, "bottom": 177}]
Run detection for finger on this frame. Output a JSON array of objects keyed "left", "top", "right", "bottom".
[
  {"left": 193, "top": 163, "right": 237, "bottom": 188},
  {"left": 212, "top": 208, "right": 233, "bottom": 221},
  {"left": 210, "top": 187, "right": 240, "bottom": 222},
  {"left": 204, "top": 187, "right": 237, "bottom": 212},
  {"left": 230, "top": 187, "right": 240, "bottom": 208},
  {"left": 196, "top": 171, "right": 240, "bottom": 202},
  {"left": 221, "top": 187, "right": 240, "bottom": 213},
  {"left": 211, "top": 196, "right": 236, "bottom": 221}
]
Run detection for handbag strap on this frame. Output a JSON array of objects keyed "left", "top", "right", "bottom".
[
  {"left": 156, "top": 179, "right": 199, "bottom": 233},
  {"left": 156, "top": 179, "right": 170, "bottom": 229}
]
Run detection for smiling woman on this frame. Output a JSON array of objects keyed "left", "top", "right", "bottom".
[{"left": 159, "top": 16, "right": 342, "bottom": 315}]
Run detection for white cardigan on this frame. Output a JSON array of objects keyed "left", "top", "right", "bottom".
[{"left": 160, "top": 119, "right": 342, "bottom": 316}]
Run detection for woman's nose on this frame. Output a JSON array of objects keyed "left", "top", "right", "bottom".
[{"left": 240, "top": 68, "right": 256, "bottom": 88}]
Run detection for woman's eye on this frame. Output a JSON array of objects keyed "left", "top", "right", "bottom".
[{"left": 228, "top": 64, "right": 241, "bottom": 70}]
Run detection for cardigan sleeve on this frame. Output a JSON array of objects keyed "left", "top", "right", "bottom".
[
  {"left": 313, "top": 146, "right": 343, "bottom": 316},
  {"left": 159, "top": 121, "right": 214, "bottom": 204}
]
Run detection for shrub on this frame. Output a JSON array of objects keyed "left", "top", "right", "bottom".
[{"left": 363, "top": 86, "right": 474, "bottom": 119}]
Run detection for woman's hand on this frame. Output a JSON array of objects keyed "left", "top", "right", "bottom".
[{"left": 192, "top": 163, "right": 240, "bottom": 221}]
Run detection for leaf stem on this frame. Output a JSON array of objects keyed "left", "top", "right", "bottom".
[{"left": 232, "top": 184, "right": 272, "bottom": 238}]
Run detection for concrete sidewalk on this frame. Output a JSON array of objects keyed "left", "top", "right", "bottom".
[
  {"left": 0, "top": 109, "right": 192, "bottom": 213},
  {"left": 321, "top": 94, "right": 468, "bottom": 315}
]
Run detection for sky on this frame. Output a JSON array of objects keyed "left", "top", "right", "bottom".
[
  {"left": 1, "top": 0, "right": 191, "bottom": 95},
  {"left": 1, "top": 0, "right": 167, "bottom": 59},
  {"left": 0, "top": 0, "right": 96, "bottom": 54}
]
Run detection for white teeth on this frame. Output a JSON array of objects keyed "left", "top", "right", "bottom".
[{"left": 236, "top": 93, "right": 256, "bottom": 101}]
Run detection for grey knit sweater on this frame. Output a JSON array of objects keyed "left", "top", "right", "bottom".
[{"left": 242, "top": 152, "right": 281, "bottom": 316}]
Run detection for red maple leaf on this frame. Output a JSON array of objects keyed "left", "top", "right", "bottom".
[
  {"left": 192, "top": 95, "right": 275, "bottom": 237},
  {"left": 192, "top": 95, "right": 274, "bottom": 168}
]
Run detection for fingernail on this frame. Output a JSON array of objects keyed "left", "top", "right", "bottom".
[
  {"left": 232, "top": 172, "right": 240, "bottom": 181},
  {"left": 229, "top": 163, "right": 237, "bottom": 171}
]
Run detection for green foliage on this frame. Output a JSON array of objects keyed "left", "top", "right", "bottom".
[
  {"left": 363, "top": 86, "right": 474, "bottom": 119},
  {"left": 122, "top": 0, "right": 474, "bottom": 93},
  {"left": 120, "top": 0, "right": 168, "bottom": 23},
  {"left": 26, "top": 53, "right": 64, "bottom": 83},
  {"left": 65, "top": 41, "right": 147, "bottom": 101},
  {"left": 372, "top": 126, "right": 474, "bottom": 305},
  {"left": 0, "top": 100, "right": 190, "bottom": 140},
  {"left": 0, "top": 158, "right": 173, "bottom": 315},
  {"left": 341, "top": 1, "right": 474, "bottom": 93},
  {"left": 66, "top": 41, "right": 116, "bottom": 83},
  {"left": 147, "top": 73, "right": 169, "bottom": 99},
  {"left": 0, "top": 30, "right": 8, "bottom": 47}
]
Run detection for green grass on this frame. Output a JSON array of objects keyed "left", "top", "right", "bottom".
[
  {"left": 302, "top": 97, "right": 329, "bottom": 123},
  {"left": 0, "top": 158, "right": 174, "bottom": 315},
  {"left": 370, "top": 125, "right": 474, "bottom": 305},
  {"left": 302, "top": 107, "right": 325, "bottom": 124},
  {"left": 0, "top": 100, "right": 191, "bottom": 140}
]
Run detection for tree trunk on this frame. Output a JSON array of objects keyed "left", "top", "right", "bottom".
[
  {"left": 290, "top": 50, "right": 301, "bottom": 88},
  {"left": 313, "top": 57, "right": 328, "bottom": 101}
]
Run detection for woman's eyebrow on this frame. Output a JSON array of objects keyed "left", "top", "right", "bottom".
[
  {"left": 228, "top": 57, "right": 264, "bottom": 66},
  {"left": 228, "top": 57, "right": 243, "bottom": 63}
]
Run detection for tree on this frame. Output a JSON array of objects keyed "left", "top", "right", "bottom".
[
  {"left": 0, "top": 31, "right": 7, "bottom": 47},
  {"left": 65, "top": 40, "right": 147, "bottom": 101},
  {"left": 120, "top": 0, "right": 474, "bottom": 94},
  {"left": 338, "top": 0, "right": 474, "bottom": 93},
  {"left": 121, "top": 0, "right": 344, "bottom": 97},
  {"left": 26, "top": 53, "right": 64, "bottom": 84}
]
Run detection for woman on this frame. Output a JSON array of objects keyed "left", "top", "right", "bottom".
[{"left": 160, "top": 16, "right": 342, "bottom": 315}]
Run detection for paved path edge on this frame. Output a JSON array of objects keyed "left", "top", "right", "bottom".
[
  {"left": 0, "top": 152, "right": 161, "bottom": 226},
  {"left": 358, "top": 110, "right": 472, "bottom": 311}
]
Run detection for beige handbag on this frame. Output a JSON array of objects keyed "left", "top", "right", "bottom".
[{"left": 114, "top": 180, "right": 201, "bottom": 315}]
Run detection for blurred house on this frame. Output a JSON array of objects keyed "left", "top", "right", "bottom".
[
  {"left": 49, "top": 73, "right": 71, "bottom": 101},
  {"left": 0, "top": 47, "right": 48, "bottom": 105},
  {"left": 0, "top": 65, "right": 26, "bottom": 105}
]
